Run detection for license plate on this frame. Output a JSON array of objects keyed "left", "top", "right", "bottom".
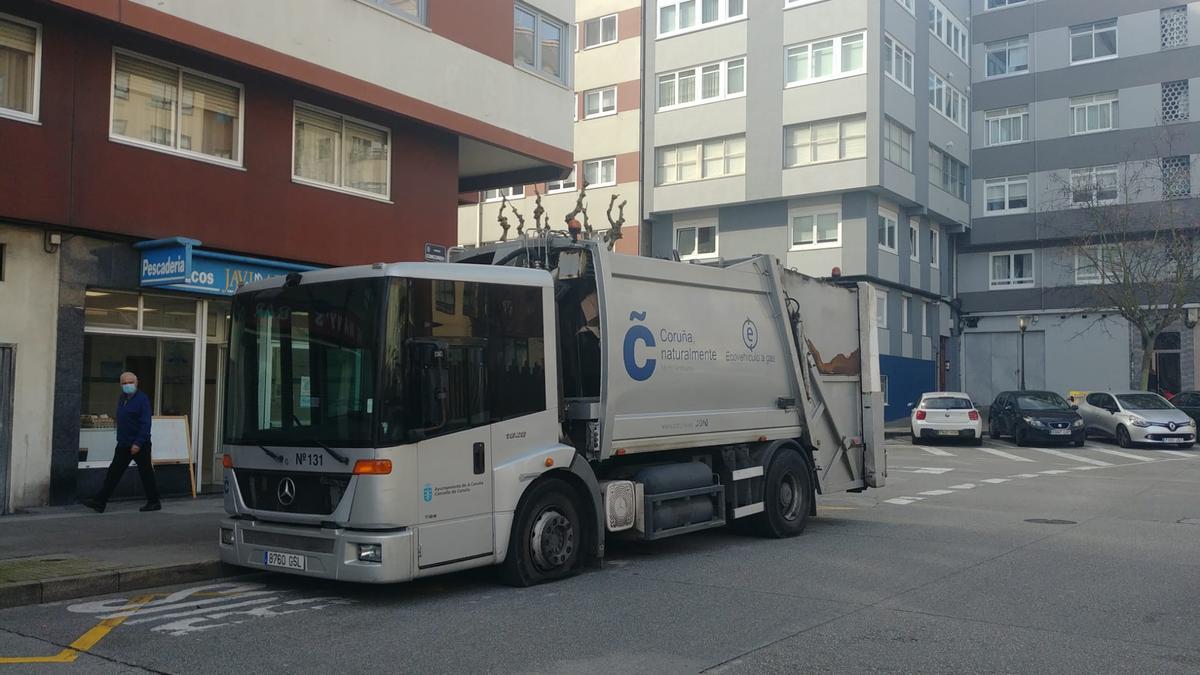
[
  {"left": 264, "top": 550, "right": 305, "bottom": 570},
  {"left": 1050, "top": 429, "right": 1071, "bottom": 436},
  {"left": 937, "top": 430, "right": 959, "bottom": 436}
]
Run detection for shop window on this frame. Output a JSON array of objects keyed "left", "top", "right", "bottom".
[
  {"left": 84, "top": 290, "right": 141, "bottom": 330},
  {"left": 142, "top": 293, "right": 198, "bottom": 333}
]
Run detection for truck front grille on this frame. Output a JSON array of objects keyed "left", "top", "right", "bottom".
[
  {"left": 235, "top": 469, "right": 350, "bottom": 515},
  {"left": 241, "top": 530, "right": 336, "bottom": 554}
]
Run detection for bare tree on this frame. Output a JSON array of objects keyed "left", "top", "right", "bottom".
[
  {"left": 1045, "top": 130, "right": 1199, "bottom": 390},
  {"left": 604, "top": 194, "right": 628, "bottom": 251},
  {"left": 496, "top": 196, "right": 512, "bottom": 242}
]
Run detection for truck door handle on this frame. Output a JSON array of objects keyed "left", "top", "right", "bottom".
[{"left": 473, "top": 442, "right": 485, "bottom": 475}]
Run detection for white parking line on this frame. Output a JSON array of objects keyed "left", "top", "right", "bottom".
[
  {"left": 948, "top": 483, "right": 976, "bottom": 489},
  {"left": 976, "top": 446, "right": 1036, "bottom": 462},
  {"left": 1089, "top": 447, "right": 1156, "bottom": 462},
  {"left": 918, "top": 446, "right": 956, "bottom": 457},
  {"left": 918, "top": 489, "right": 956, "bottom": 496},
  {"left": 1028, "top": 447, "right": 1112, "bottom": 467},
  {"left": 980, "top": 478, "right": 1010, "bottom": 484},
  {"left": 1040, "top": 469, "right": 1071, "bottom": 475},
  {"left": 894, "top": 467, "right": 956, "bottom": 474},
  {"left": 1010, "top": 473, "right": 1041, "bottom": 478},
  {"left": 1157, "top": 450, "right": 1195, "bottom": 458},
  {"left": 885, "top": 497, "right": 923, "bottom": 505}
]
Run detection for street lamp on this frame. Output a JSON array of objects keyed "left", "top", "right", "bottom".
[{"left": 1017, "top": 316, "right": 1028, "bottom": 390}]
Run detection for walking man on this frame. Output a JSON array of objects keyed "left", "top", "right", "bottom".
[{"left": 82, "top": 372, "right": 161, "bottom": 512}]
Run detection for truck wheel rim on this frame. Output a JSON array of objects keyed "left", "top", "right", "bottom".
[
  {"left": 779, "top": 473, "right": 802, "bottom": 522},
  {"left": 530, "top": 509, "right": 574, "bottom": 571}
]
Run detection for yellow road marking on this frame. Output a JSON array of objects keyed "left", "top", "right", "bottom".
[{"left": 0, "top": 594, "right": 156, "bottom": 664}]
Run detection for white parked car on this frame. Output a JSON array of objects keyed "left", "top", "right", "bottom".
[
  {"left": 910, "top": 392, "right": 983, "bottom": 445},
  {"left": 1075, "top": 391, "right": 1196, "bottom": 449}
]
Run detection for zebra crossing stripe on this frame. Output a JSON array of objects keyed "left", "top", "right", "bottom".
[
  {"left": 1028, "top": 447, "right": 1112, "bottom": 466},
  {"left": 1089, "top": 448, "right": 1156, "bottom": 462},
  {"left": 977, "top": 446, "right": 1036, "bottom": 462}
]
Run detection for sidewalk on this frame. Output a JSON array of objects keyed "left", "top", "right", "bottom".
[
  {"left": 0, "top": 496, "right": 244, "bottom": 609},
  {"left": 884, "top": 418, "right": 910, "bottom": 438}
]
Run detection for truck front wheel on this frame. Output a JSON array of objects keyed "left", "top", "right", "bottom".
[
  {"left": 500, "top": 478, "right": 583, "bottom": 587},
  {"left": 755, "top": 448, "right": 814, "bottom": 538}
]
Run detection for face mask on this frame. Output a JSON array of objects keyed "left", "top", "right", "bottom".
[{"left": 121, "top": 383, "right": 137, "bottom": 395}]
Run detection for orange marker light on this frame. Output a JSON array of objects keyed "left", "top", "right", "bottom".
[
  {"left": 544, "top": 457, "right": 554, "bottom": 468},
  {"left": 353, "top": 459, "right": 393, "bottom": 475},
  {"left": 221, "top": 454, "right": 233, "bottom": 469}
]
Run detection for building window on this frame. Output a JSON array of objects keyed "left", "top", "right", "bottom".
[
  {"left": 514, "top": 4, "right": 567, "bottom": 84},
  {"left": 987, "top": 0, "right": 1027, "bottom": 8},
  {"left": 985, "top": 36, "right": 1028, "bottom": 77},
  {"left": 784, "top": 115, "right": 866, "bottom": 167},
  {"left": 659, "top": 0, "right": 745, "bottom": 38},
  {"left": 656, "top": 135, "right": 745, "bottom": 185},
  {"left": 1075, "top": 245, "right": 1118, "bottom": 285},
  {"left": 785, "top": 32, "right": 866, "bottom": 86},
  {"left": 883, "top": 35, "right": 914, "bottom": 91},
  {"left": 990, "top": 251, "right": 1034, "bottom": 289},
  {"left": 0, "top": 13, "right": 40, "bottom": 122},
  {"left": 883, "top": 117, "right": 913, "bottom": 171},
  {"left": 929, "top": 225, "right": 940, "bottom": 268},
  {"left": 1070, "top": 92, "right": 1118, "bottom": 135},
  {"left": 928, "top": 71, "right": 968, "bottom": 131},
  {"left": 929, "top": 146, "right": 968, "bottom": 201},
  {"left": 921, "top": 301, "right": 929, "bottom": 336},
  {"left": 110, "top": 51, "right": 243, "bottom": 166},
  {"left": 907, "top": 220, "right": 920, "bottom": 262},
  {"left": 583, "top": 157, "right": 616, "bottom": 187},
  {"left": 358, "top": 0, "right": 426, "bottom": 24},
  {"left": 582, "top": 14, "right": 618, "bottom": 48},
  {"left": 902, "top": 296, "right": 911, "bottom": 333},
  {"left": 985, "top": 105, "right": 1029, "bottom": 146},
  {"left": 675, "top": 223, "right": 717, "bottom": 260},
  {"left": 791, "top": 209, "right": 840, "bottom": 249},
  {"left": 583, "top": 86, "right": 616, "bottom": 118},
  {"left": 929, "top": 0, "right": 969, "bottom": 63},
  {"left": 896, "top": 0, "right": 914, "bottom": 14},
  {"left": 1162, "top": 156, "right": 1192, "bottom": 199},
  {"left": 1070, "top": 165, "right": 1118, "bottom": 204},
  {"left": 657, "top": 57, "right": 745, "bottom": 111},
  {"left": 985, "top": 176, "right": 1029, "bottom": 214},
  {"left": 293, "top": 104, "right": 390, "bottom": 199},
  {"left": 547, "top": 168, "right": 576, "bottom": 193},
  {"left": 877, "top": 290, "right": 889, "bottom": 329},
  {"left": 482, "top": 186, "right": 525, "bottom": 202},
  {"left": 1070, "top": 19, "right": 1118, "bottom": 64},
  {"left": 1161, "top": 6, "right": 1188, "bottom": 50},
  {"left": 1163, "top": 80, "right": 1189, "bottom": 123},
  {"left": 878, "top": 209, "right": 898, "bottom": 253}
]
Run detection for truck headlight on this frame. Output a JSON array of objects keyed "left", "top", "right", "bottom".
[
  {"left": 357, "top": 543, "right": 382, "bottom": 563},
  {"left": 220, "top": 528, "right": 235, "bottom": 546},
  {"left": 1072, "top": 419, "right": 1084, "bottom": 428},
  {"left": 1130, "top": 418, "right": 1153, "bottom": 428}
]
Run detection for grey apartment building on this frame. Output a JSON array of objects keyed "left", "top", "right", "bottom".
[
  {"left": 641, "top": 0, "right": 971, "bottom": 420},
  {"left": 962, "top": 0, "right": 1200, "bottom": 404}
]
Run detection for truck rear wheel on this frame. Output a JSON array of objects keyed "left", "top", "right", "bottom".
[
  {"left": 754, "top": 448, "right": 814, "bottom": 538},
  {"left": 500, "top": 478, "right": 583, "bottom": 587}
]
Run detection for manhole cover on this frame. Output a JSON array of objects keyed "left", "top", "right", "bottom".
[{"left": 1025, "top": 518, "right": 1077, "bottom": 525}]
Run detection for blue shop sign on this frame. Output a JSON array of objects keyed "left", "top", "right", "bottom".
[{"left": 136, "top": 237, "right": 318, "bottom": 296}]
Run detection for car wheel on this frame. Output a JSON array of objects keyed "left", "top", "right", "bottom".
[
  {"left": 1116, "top": 425, "right": 1133, "bottom": 449},
  {"left": 1072, "top": 439, "right": 1084, "bottom": 448},
  {"left": 973, "top": 436, "right": 983, "bottom": 447},
  {"left": 989, "top": 420, "right": 1003, "bottom": 440},
  {"left": 500, "top": 478, "right": 583, "bottom": 587},
  {"left": 1015, "top": 428, "right": 1028, "bottom": 447},
  {"left": 911, "top": 433, "right": 919, "bottom": 444}
]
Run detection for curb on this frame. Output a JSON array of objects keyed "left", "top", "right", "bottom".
[
  {"left": 0, "top": 560, "right": 248, "bottom": 610},
  {"left": 884, "top": 429, "right": 910, "bottom": 439}
]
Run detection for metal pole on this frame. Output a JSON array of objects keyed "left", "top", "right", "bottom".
[{"left": 1019, "top": 329, "right": 1026, "bottom": 390}]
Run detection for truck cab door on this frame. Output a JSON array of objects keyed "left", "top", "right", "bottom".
[{"left": 409, "top": 340, "right": 495, "bottom": 571}]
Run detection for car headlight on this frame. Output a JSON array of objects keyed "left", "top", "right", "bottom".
[
  {"left": 1024, "top": 417, "right": 1046, "bottom": 429},
  {"left": 1130, "top": 418, "right": 1153, "bottom": 428},
  {"left": 1072, "top": 419, "right": 1084, "bottom": 428},
  {"left": 1181, "top": 419, "right": 1196, "bottom": 427}
]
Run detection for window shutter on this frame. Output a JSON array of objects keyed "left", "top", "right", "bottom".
[
  {"left": 0, "top": 19, "right": 36, "bottom": 53},
  {"left": 182, "top": 73, "right": 239, "bottom": 117},
  {"left": 295, "top": 106, "right": 341, "bottom": 133},
  {"left": 115, "top": 53, "right": 177, "bottom": 87}
]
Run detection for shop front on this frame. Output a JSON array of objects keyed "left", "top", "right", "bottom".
[{"left": 52, "top": 236, "right": 315, "bottom": 504}]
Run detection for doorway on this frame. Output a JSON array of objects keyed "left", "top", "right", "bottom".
[
  {"left": 1153, "top": 332, "right": 1181, "bottom": 396},
  {"left": 0, "top": 345, "right": 13, "bottom": 514}
]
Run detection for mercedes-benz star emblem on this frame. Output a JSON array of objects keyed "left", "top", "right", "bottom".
[{"left": 277, "top": 477, "right": 297, "bottom": 506}]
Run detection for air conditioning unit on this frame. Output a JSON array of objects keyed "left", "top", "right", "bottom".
[{"left": 601, "top": 480, "right": 636, "bottom": 532}]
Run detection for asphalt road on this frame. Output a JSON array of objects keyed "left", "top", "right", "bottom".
[{"left": 2, "top": 437, "right": 1198, "bottom": 674}]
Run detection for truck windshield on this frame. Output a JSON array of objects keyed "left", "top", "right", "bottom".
[{"left": 225, "top": 279, "right": 384, "bottom": 447}]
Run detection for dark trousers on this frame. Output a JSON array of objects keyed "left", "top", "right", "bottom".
[{"left": 96, "top": 442, "right": 160, "bottom": 504}]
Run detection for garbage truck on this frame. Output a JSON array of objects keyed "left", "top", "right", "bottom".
[{"left": 217, "top": 234, "right": 886, "bottom": 586}]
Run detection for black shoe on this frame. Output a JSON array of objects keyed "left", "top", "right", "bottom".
[
  {"left": 81, "top": 498, "right": 106, "bottom": 513},
  {"left": 140, "top": 502, "right": 162, "bottom": 512}
]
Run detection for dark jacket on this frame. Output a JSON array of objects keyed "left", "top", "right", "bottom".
[{"left": 116, "top": 390, "right": 152, "bottom": 447}]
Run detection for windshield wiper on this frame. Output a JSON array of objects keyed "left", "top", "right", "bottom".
[
  {"left": 291, "top": 414, "right": 350, "bottom": 465},
  {"left": 258, "top": 445, "right": 285, "bottom": 464}
]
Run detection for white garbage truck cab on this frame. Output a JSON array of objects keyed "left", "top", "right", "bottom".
[{"left": 218, "top": 235, "right": 885, "bottom": 586}]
